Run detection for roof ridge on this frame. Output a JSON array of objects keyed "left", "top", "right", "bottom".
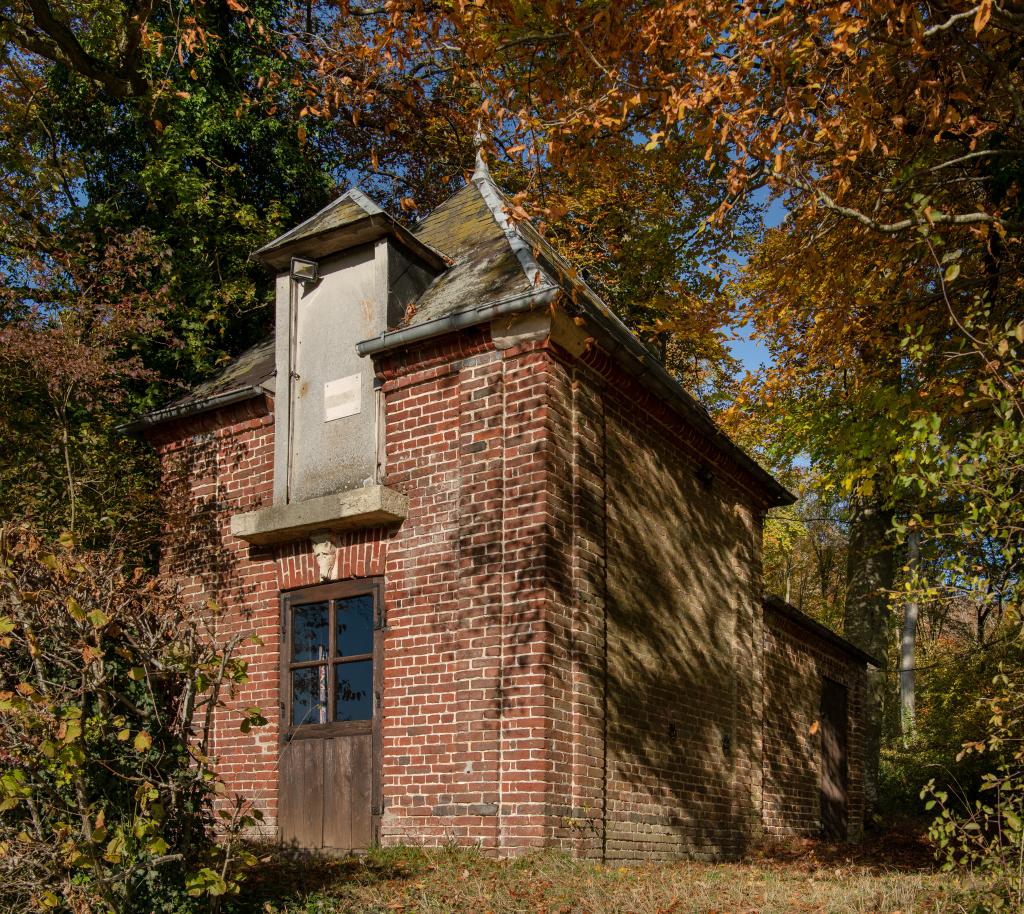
[
  {"left": 344, "top": 187, "right": 385, "bottom": 216},
  {"left": 470, "top": 163, "right": 555, "bottom": 292},
  {"left": 469, "top": 165, "right": 664, "bottom": 372}
]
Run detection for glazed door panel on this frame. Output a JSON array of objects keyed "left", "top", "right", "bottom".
[{"left": 279, "top": 580, "right": 382, "bottom": 852}]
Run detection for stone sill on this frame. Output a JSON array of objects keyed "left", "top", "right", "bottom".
[{"left": 230, "top": 485, "right": 407, "bottom": 545}]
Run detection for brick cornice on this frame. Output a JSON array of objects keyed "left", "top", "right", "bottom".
[
  {"left": 374, "top": 326, "right": 492, "bottom": 383},
  {"left": 144, "top": 394, "right": 272, "bottom": 448}
]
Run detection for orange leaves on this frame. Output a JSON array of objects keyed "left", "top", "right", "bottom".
[
  {"left": 974, "top": 0, "right": 993, "bottom": 34},
  {"left": 543, "top": 199, "right": 569, "bottom": 221},
  {"left": 409, "top": 0, "right": 1021, "bottom": 252}
]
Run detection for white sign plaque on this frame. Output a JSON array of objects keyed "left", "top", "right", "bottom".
[{"left": 323, "top": 374, "right": 361, "bottom": 421}]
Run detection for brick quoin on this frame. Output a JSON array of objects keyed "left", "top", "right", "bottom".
[{"left": 150, "top": 322, "right": 869, "bottom": 860}]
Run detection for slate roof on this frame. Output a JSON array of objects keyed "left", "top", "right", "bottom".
[
  {"left": 403, "top": 179, "right": 535, "bottom": 326},
  {"left": 251, "top": 187, "right": 447, "bottom": 273},
  {"left": 183, "top": 334, "right": 276, "bottom": 401},
  {"left": 252, "top": 188, "right": 384, "bottom": 257},
  {"left": 123, "top": 156, "right": 793, "bottom": 506}
]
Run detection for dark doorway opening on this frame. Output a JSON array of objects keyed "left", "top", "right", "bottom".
[{"left": 819, "top": 677, "right": 849, "bottom": 840}]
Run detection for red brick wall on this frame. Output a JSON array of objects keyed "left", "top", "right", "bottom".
[
  {"left": 376, "top": 333, "right": 557, "bottom": 849},
  {"left": 152, "top": 319, "right": 862, "bottom": 859},
  {"left": 154, "top": 400, "right": 392, "bottom": 832},
  {"left": 374, "top": 332, "right": 610, "bottom": 851},
  {"left": 761, "top": 606, "right": 866, "bottom": 842},
  {"left": 154, "top": 330, "right": 584, "bottom": 850},
  {"left": 531, "top": 338, "right": 770, "bottom": 861}
]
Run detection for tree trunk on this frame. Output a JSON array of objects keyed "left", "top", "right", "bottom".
[
  {"left": 843, "top": 494, "right": 896, "bottom": 822},
  {"left": 900, "top": 529, "right": 920, "bottom": 744}
]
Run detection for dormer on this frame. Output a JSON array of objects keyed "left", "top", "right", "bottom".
[
  {"left": 227, "top": 189, "right": 445, "bottom": 545},
  {"left": 255, "top": 189, "right": 445, "bottom": 506}
]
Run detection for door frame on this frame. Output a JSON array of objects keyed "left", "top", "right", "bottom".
[{"left": 278, "top": 577, "right": 384, "bottom": 846}]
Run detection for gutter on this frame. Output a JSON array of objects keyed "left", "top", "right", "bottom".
[
  {"left": 117, "top": 384, "right": 266, "bottom": 434},
  {"left": 356, "top": 285, "right": 562, "bottom": 357},
  {"left": 358, "top": 279, "right": 792, "bottom": 508}
]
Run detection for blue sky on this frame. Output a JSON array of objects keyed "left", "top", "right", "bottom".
[
  {"left": 722, "top": 194, "right": 787, "bottom": 374},
  {"left": 727, "top": 324, "right": 771, "bottom": 374}
]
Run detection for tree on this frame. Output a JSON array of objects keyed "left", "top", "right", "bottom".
[
  {"left": 0, "top": 230, "right": 168, "bottom": 542},
  {"left": 759, "top": 472, "right": 849, "bottom": 630},
  {"left": 0, "top": 0, "right": 490, "bottom": 539}
]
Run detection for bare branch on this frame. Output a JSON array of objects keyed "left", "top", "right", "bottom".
[{"left": 776, "top": 171, "right": 1005, "bottom": 234}]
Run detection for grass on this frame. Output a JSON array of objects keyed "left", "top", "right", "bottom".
[{"left": 228, "top": 830, "right": 981, "bottom": 914}]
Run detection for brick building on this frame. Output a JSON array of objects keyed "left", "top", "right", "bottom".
[{"left": 130, "top": 155, "right": 875, "bottom": 860}]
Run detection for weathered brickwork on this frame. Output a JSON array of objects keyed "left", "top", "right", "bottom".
[
  {"left": 151, "top": 321, "right": 866, "bottom": 860},
  {"left": 376, "top": 332, "right": 558, "bottom": 850},
  {"left": 761, "top": 606, "right": 867, "bottom": 842},
  {"left": 153, "top": 400, "right": 393, "bottom": 832},
  {"left": 538, "top": 342, "right": 768, "bottom": 862}
]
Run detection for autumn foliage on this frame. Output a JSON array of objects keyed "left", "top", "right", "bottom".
[{"left": 0, "top": 526, "right": 266, "bottom": 912}]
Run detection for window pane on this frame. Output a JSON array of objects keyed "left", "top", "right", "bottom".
[
  {"left": 334, "top": 660, "right": 373, "bottom": 722},
  {"left": 291, "top": 666, "right": 328, "bottom": 726},
  {"left": 335, "top": 594, "right": 374, "bottom": 656},
  {"left": 291, "top": 602, "right": 328, "bottom": 662}
]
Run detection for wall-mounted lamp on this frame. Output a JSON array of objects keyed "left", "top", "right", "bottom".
[{"left": 289, "top": 256, "right": 319, "bottom": 286}]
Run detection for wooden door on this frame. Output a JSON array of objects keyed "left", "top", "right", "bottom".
[
  {"left": 279, "top": 580, "right": 382, "bottom": 852},
  {"left": 819, "top": 678, "right": 849, "bottom": 840}
]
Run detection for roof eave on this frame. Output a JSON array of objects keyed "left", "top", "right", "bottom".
[
  {"left": 252, "top": 213, "right": 449, "bottom": 273},
  {"left": 466, "top": 160, "right": 791, "bottom": 508},
  {"left": 117, "top": 385, "right": 266, "bottom": 435},
  {"left": 574, "top": 303, "right": 795, "bottom": 508},
  {"left": 357, "top": 283, "right": 792, "bottom": 508},
  {"left": 764, "top": 594, "right": 881, "bottom": 667}
]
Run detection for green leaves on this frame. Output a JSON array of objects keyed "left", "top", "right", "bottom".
[
  {"left": 66, "top": 597, "right": 85, "bottom": 622},
  {"left": 239, "top": 705, "right": 267, "bottom": 734},
  {"left": 921, "top": 673, "right": 1024, "bottom": 908},
  {"left": 186, "top": 866, "right": 230, "bottom": 897},
  {"left": 0, "top": 525, "right": 266, "bottom": 911}
]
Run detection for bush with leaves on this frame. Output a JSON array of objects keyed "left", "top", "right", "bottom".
[
  {"left": 0, "top": 525, "right": 267, "bottom": 913},
  {"left": 922, "top": 673, "right": 1024, "bottom": 911},
  {"left": 895, "top": 309, "right": 1024, "bottom": 905}
]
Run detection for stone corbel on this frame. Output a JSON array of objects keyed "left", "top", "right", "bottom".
[{"left": 309, "top": 531, "right": 339, "bottom": 581}]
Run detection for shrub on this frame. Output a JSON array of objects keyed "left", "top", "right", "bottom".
[
  {"left": 0, "top": 525, "right": 266, "bottom": 913},
  {"left": 923, "top": 672, "right": 1024, "bottom": 912}
]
